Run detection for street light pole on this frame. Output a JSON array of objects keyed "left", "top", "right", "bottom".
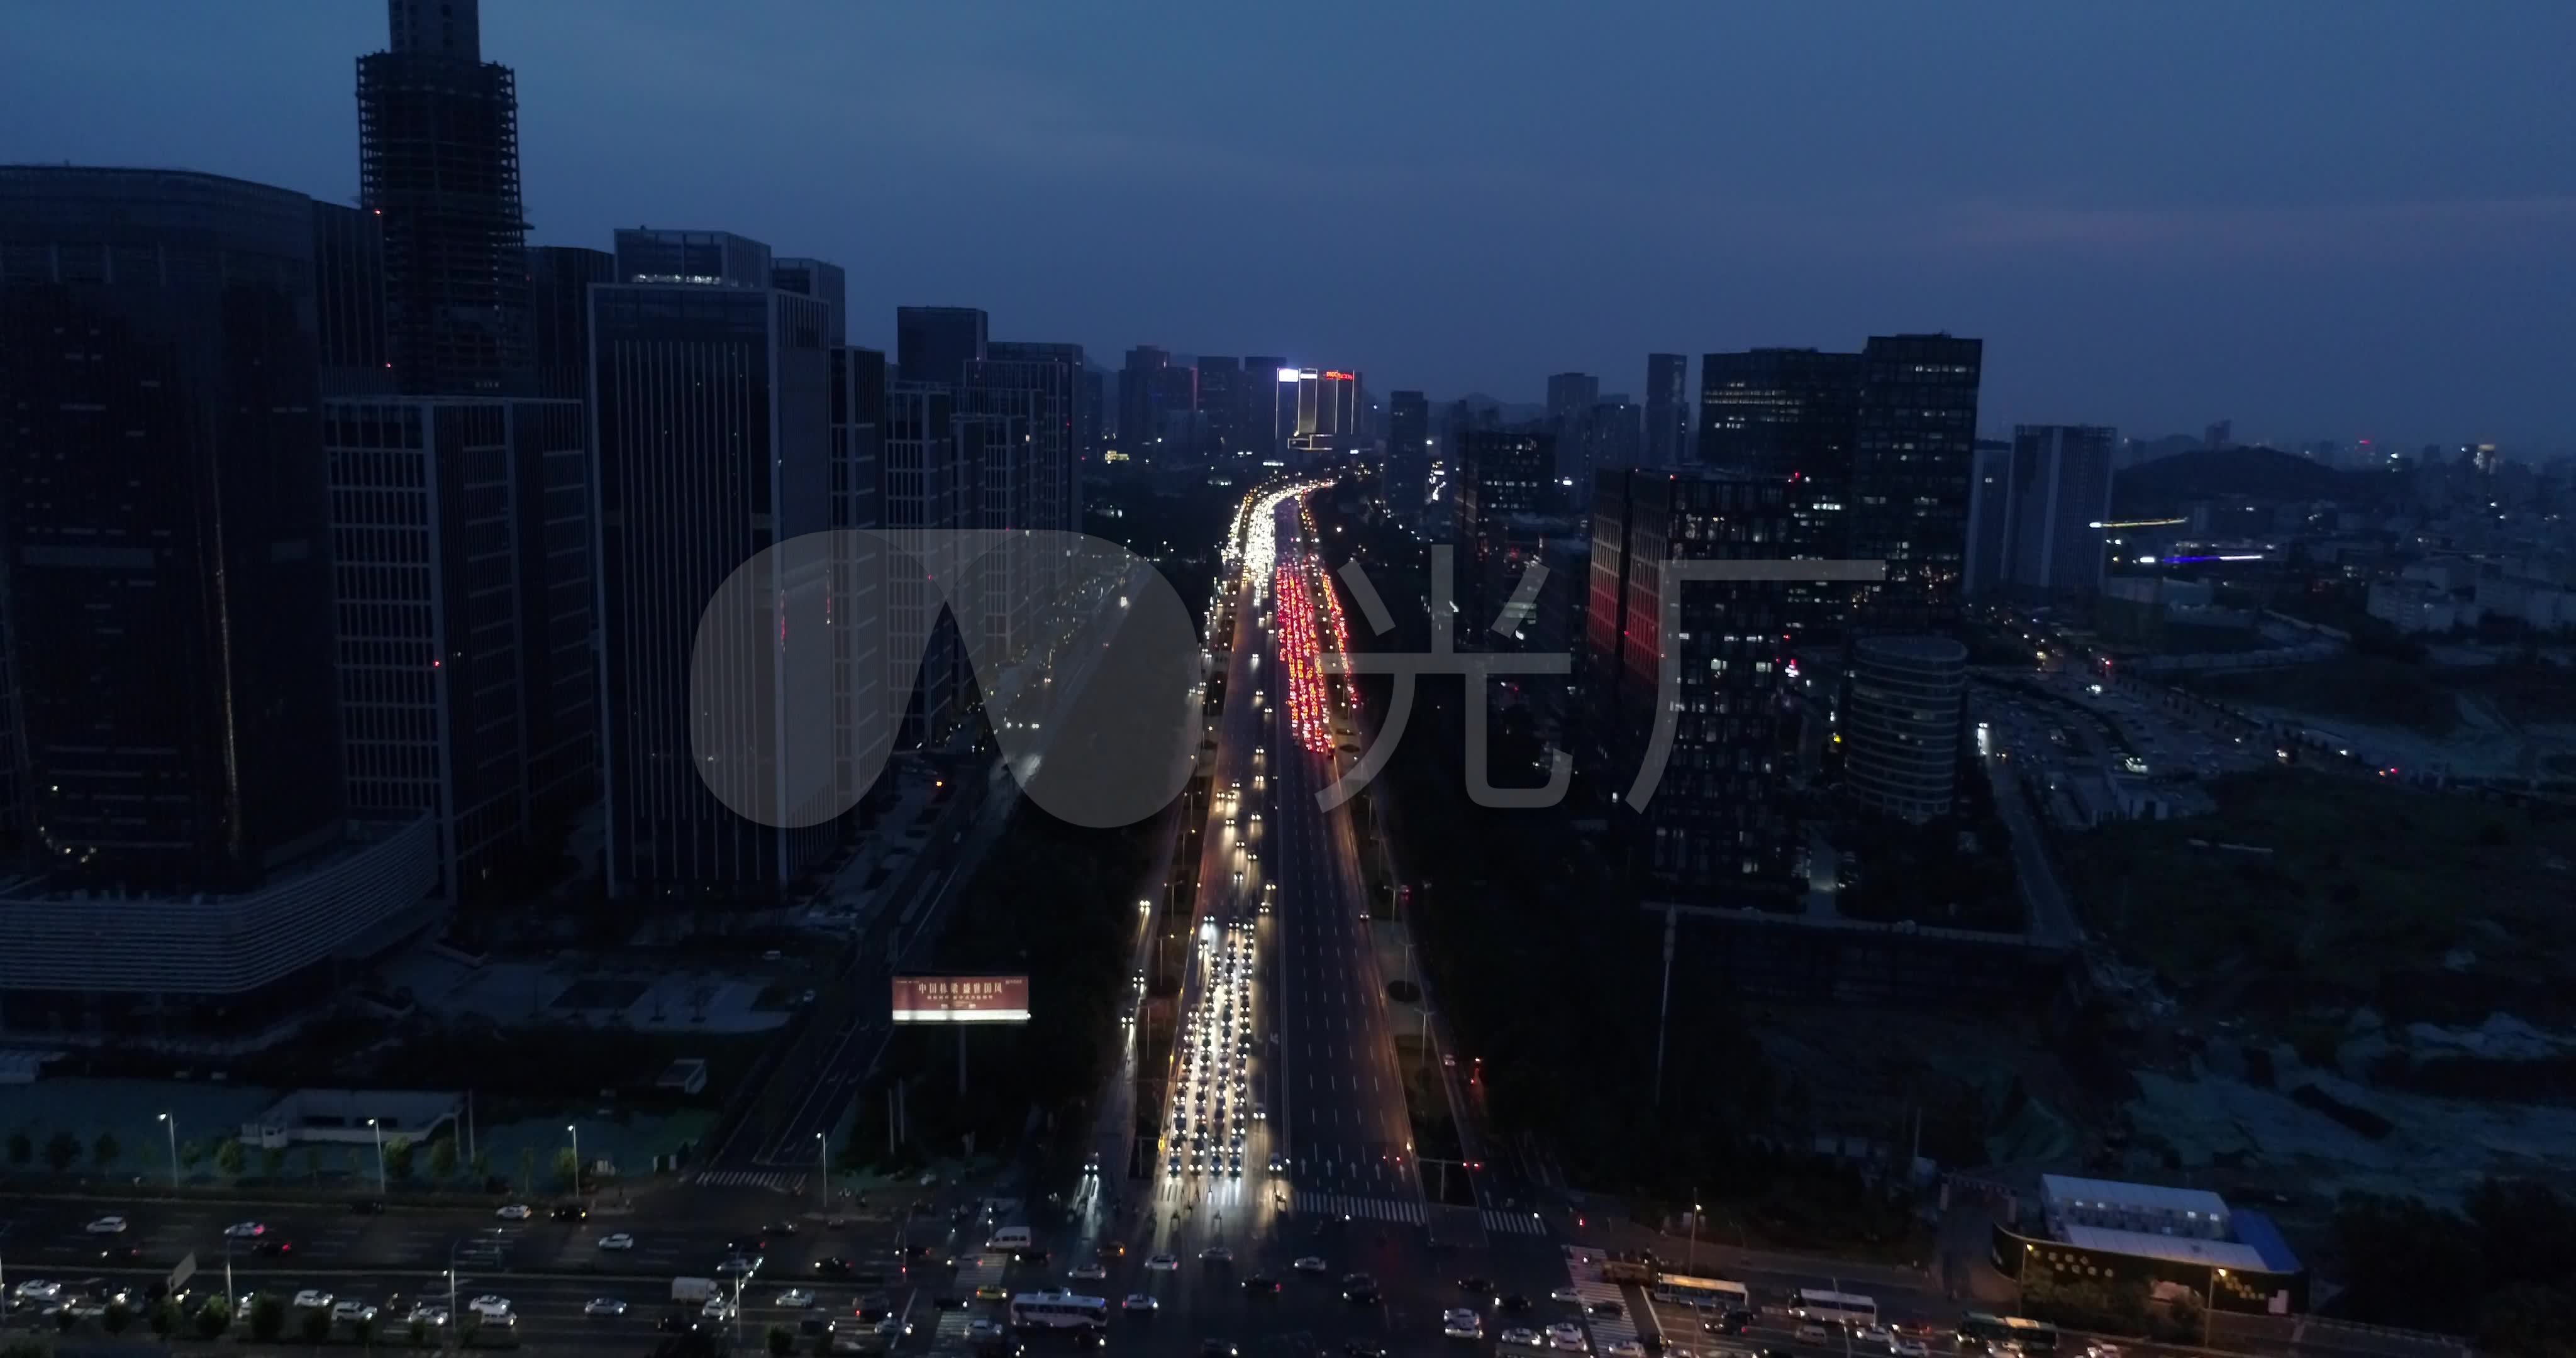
[
  {"left": 816, "top": 1132, "right": 830, "bottom": 1218},
  {"left": 157, "top": 1113, "right": 178, "bottom": 1190},
  {"left": 369, "top": 1119, "right": 387, "bottom": 1196},
  {"left": 1689, "top": 1196, "right": 1701, "bottom": 1276},
  {"left": 565, "top": 1125, "right": 580, "bottom": 1200}
]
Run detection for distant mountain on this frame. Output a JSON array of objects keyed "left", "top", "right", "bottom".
[{"left": 2111, "top": 444, "right": 2388, "bottom": 512}]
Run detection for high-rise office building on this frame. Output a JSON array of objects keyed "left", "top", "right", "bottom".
[
  {"left": 828, "top": 345, "right": 890, "bottom": 819},
  {"left": 591, "top": 229, "right": 838, "bottom": 907},
  {"left": 1290, "top": 368, "right": 1360, "bottom": 459},
  {"left": 989, "top": 340, "right": 1089, "bottom": 527},
  {"left": 965, "top": 354, "right": 1077, "bottom": 661},
  {"left": 1582, "top": 468, "right": 1803, "bottom": 902},
  {"left": 0, "top": 167, "right": 436, "bottom": 1024},
  {"left": 1387, "top": 390, "right": 1431, "bottom": 524},
  {"left": 895, "top": 306, "right": 987, "bottom": 387},
  {"left": 1698, "top": 335, "right": 1983, "bottom": 637},
  {"left": 1452, "top": 426, "right": 1555, "bottom": 634},
  {"left": 1965, "top": 439, "right": 2014, "bottom": 599},
  {"left": 357, "top": 0, "right": 530, "bottom": 394},
  {"left": 526, "top": 244, "right": 611, "bottom": 402},
  {"left": 882, "top": 382, "right": 966, "bottom": 747},
  {"left": 1196, "top": 356, "right": 1242, "bottom": 462},
  {"left": 1116, "top": 346, "right": 1195, "bottom": 465},
  {"left": 1645, "top": 353, "right": 1689, "bottom": 466},
  {"left": 314, "top": 201, "right": 392, "bottom": 395},
  {"left": 1849, "top": 336, "right": 1982, "bottom": 633},
  {"left": 772, "top": 258, "right": 848, "bottom": 345},
  {"left": 1968, "top": 425, "right": 2116, "bottom": 597},
  {"left": 1546, "top": 372, "right": 1599, "bottom": 426},
  {"left": 1574, "top": 399, "right": 1643, "bottom": 494},
  {"left": 323, "top": 398, "right": 586, "bottom": 903},
  {"left": 1241, "top": 355, "right": 1286, "bottom": 461}
]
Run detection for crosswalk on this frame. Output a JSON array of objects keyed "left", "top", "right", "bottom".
[
  {"left": 1483, "top": 1207, "right": 1549, "bottom": 1236},
  {"left": 1565, "top": 1246, "right": 1643, "bottom": 1350},
  {"left": 930, "top": 1253, "right": 1009, "bottom": 1347},
  {"left": 692, "top": 1170, "right": 808, "bottom": 1193},
  {"left": 1291, "top": 1188, "right": 1425, "bottom": 1224}
]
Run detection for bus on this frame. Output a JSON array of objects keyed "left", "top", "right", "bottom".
[
  {"left": 1008, "top": 1292, "right": 1108, "bottom": 1332},
  {"left": 1957, "top": 1314, "right": 2059, "bottom": 1355},
  {"left": 1652, "top": 1276, "right": 1752, "bottom": 1313},
  {"left": 1791, "top": 1289, "right": 1878, "bottom": 1328}
]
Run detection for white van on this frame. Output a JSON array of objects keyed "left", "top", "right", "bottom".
[{"left": 988, "top": 1226, "right": 1033, "bottom": 1252}]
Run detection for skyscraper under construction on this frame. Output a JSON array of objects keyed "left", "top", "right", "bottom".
[{"left": 357, "top": 0, "right": 530, "bottom": 394}]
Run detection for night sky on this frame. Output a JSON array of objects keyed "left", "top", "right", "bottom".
[{"left": 8, "top": 2, "right": 2571, "bottom": 451}]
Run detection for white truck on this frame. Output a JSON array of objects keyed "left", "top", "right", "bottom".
[{"left": 670, "top": 1278, "right": 718, "bottom": 1304}]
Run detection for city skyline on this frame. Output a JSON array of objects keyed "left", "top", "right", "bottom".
[{"left": 4, "top": 3, "right": 2570, "bottom": 451}]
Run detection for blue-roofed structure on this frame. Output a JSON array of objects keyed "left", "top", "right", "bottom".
[{"left": 1990, "top": 1174, "right": 2309, "bottom": 1315}]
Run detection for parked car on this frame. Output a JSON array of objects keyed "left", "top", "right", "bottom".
[
  {"left": 84, "top": 1217, "right": 128, "bottom": 1235},
  {"left": 494, "top": 1204, "right": 532, "bottom": 1221},
  {"left": 583, "top": 1298, "right": 628, "bottom": 1318}
]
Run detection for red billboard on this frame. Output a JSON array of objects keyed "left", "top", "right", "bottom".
[{"left": 891, "top": 974, "right": 1030, "bottom": 1024}]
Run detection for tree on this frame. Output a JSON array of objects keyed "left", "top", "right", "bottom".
[
  {"left": 300, "top": 1306, "right": 333, "bottom": 1346},
  {"left": 554, "top": 1145, "right": 580, "bottom": 1192},
  {"left": 150, "top": 1298, "right": 182, "bottom": 1340},
  {"left": 458, "top": 1311, "right": 483, "bottom": 1349},
  {"left": 384, "top": 1135, "right": 415, "bottom": 1181},
  {"left": 250, "top": 1295, "right": 287, "bottom": 1342},
  {"left": 103, "top": 1301, "right": 133, "bottom": 1335},
  {"left": 353, "top": 1315, "right": 377, "bottom": 1350},
  {"left": 409, "top": 1316, "right": 431, "bottom": 1348},
  {"left": 216, "top": 1137, "right": 247, "bottom": 1177},
  {"left": 44, "top": 1129, "right": 80, "bottom": 1173},
  {"left": 766, "top": 1324, "right": 794, "bottom": 1357},
  {"left": 179, "top": 1138, "right": 206, "bottom": 1173},
  {"left": 6, "top": 1129, "right": 29, "bottom": 1165},
  {"left": 519, "top": 1145, "right": 536, "bottom": 1195},
  {"left": 196, "top": 1297, "right": 234, "bottom": 1339},
  {"left": 470, "top": 1148, "right": 492, "bottom": 1183},
  {"left": 92, "top": 1131, "right": 120, "bottom": 1170},
  {"left": 428, "top": 1135, "right": 458, "bottom": 1181},
  {"left": 262, "top": 1144, "right": 287, "bottom": 1181}
]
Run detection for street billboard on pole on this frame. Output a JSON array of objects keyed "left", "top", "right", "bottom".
[{"left": 891, "top": 974, "right": 1030, "bottom": 1024}]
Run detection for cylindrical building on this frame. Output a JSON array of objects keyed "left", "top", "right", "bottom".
[{"left": 1844, "top": 634, "right": 1969, "bottom": 822}]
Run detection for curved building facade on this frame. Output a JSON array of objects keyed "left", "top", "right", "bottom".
[{"left": 1844, "top": 634, "right": 1968, "bottom": 822}]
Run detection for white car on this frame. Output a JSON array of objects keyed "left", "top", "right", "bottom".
[
  {"left": 585, "top": 1298, "right": 627, "bottom": 1318},
  {"left": 1502, "top": 1330, "right": 1543, "bottom": 1348},
  {"left": 12, "top": 1281, "right": 62, "bottom": 1302},
  {"left": 1896, "top": 1340, "right": 1933, "bottom": 1358},
  {"left": 1292, "top": 1256, "right": 1328, "bottom": 1274},
  {"left": 1606, "top": 1343, "right": 1648, "bottom": 1358},
  {"left": 597, "top": 1232, "right": 635, "bottom": 1251},
  {"left": 224, "top": 1221, "right": 265, "bottom": 1239},
  {"left": 1143, "top": 1253, "right": 1179, "bottom": 1272},
  {"left": 1549, "top": 1322, "right": 1591, "bottom": 1352},
  {"left": 84, "top": 1216, "right": 128, "bottom": 1235},
  {"left": 776, "top": 1289, "right": 815, "bottom": 1309},
  {"left": 408, "top": 1306, "right": 450, "bottom": 1328},
  {"left": 1123, "top": 1294, "right": 1157, "bottom": 1313},
  {"left": 494, "top": 1203, "right": 531, "bottom": 1220},
  {"left": 1067, "top": 1262, "right": 1108, "bottom": 1281},
  {"left": 1863, "top": 1327, "right": 1897, "bottom": 1351},
  {"left": 1444, "top": 1308, "right": 1485, "bottom": 1339},
  {"left": 331, "top": 1301, "right": 379, "bottom": 1324},
  {"left": 1550, "top": 1287, "right": 1583, "bottom": 1305},
  {"left": 702, "top": 1298, "right": 736, "bottom": 1322},
  {"left": 293, "top": 1290, "right": 335, "bottom": 1310},
  {"left": 469, "top": 1296, "right": 513, "bottom": 1320}
]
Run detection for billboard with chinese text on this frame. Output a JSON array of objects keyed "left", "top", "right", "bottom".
[{"left": 891, "top": 974, "right": 1031, "bottom": 1024}]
